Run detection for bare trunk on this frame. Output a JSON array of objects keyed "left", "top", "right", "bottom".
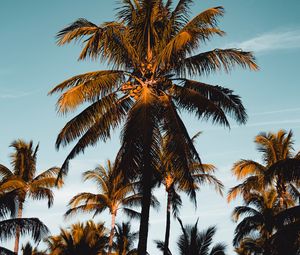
[
  {"left": 14, "top": 202, "right": 23, "bottom": 255},
  {"left": 137, "top": 169, "right": 152, "bottom": 255},
  {"left": 164, "top": 190, "right": 172, "bottom": 255},
  {"left": 108, "top": 211, "right": 117, "bottom": 254}
]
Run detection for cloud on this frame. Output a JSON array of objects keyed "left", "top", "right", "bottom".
[
  {"left": 0, "top": 92, "right": 32, "bottom": 99},
  {"left": 251, "top": 107, "right": 300, "bottom": 116},
  {"left": 231, "top": 119, "right": 300, "bottom": 129},
  {"left": 0, "top": 90, "right": 38, "bottom": 99},
  {"left": 227, "top": 28, "right": 300, "bottom": 53}
]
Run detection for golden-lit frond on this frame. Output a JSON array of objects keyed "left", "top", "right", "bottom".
[
  {"left": 232, "top": 160, "right": 266, "bottom": 180},
  {"left": 56, "top": 18, "right": 99, "bottom": 46},
  {"left": 49, "top": 71, "right": 124, "bottom": 113},
  {"left": 227, "top": 185, "right": 243, "bottom": 203},
  {"left": 49, "top": 70, "right": 124, "bottom": 95},
  {"left": 184, "top": 6, "right": 224, "bottom": 29},
  {"left": 227, "top": 176, "right": 263, "bottom": 203}
]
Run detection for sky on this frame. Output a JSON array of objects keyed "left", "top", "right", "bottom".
[{"left": 1, "top": 0, "right": 300, "bottom": 254}]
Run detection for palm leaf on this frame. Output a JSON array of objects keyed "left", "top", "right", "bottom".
[
  {"left": 177, "top": 48, "right": 258, "bottom": 76},
  {"left": 0, "top": 218, "right": 49, "bottom": 242}
]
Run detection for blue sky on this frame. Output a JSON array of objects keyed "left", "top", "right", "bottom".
[{"left": 1, "top": 0, "right": 300, "bottom": 254}]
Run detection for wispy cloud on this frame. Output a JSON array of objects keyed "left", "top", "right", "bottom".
[
  {"left": 0, "top": 91, "right": 33, "bottom": 99},
  {"left": 227, "top": 28, "right": 300, "bottom": 53},
  {"left": 0, "top": 89, "right": 40, "bottom": 99},
  {"left": 232, "top": 119, "right": 300, "bottom": 129},
  {"left": 250, "top": 107, "right": 300, "bottom": 116}
]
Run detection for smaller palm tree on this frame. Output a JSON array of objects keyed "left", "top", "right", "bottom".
[
  {"left": 21, "top": 243, "right": 45, "bottom": 255},
  {"left": 0, "top": 139, "right": 62, "bottom": 254},
  {"left": 228, "top": 130, "right": 299, "bottom": 208},
  {"left": 46, "top": 221, "right": 108, "bottom": 255},
  {"left": 157, "top": 132, "right": 223, "bottom": 254},
  {"left": 0, "top": 192, "right": 49, "bottom": 255},
  {"left": 156, "top": 218, "right": 226, "bottom": 255},
  {"left": 113, "top": 222, "right": 138, "bottom": 255},
  {"left": 65, "top": 160, "right": 159, "bottom": 254},
  {"left": 232, "top": 190, "right": 281, "bottom": 252},
  {"left": 233, "top": 189, "right": 300, "bottom": 255}
]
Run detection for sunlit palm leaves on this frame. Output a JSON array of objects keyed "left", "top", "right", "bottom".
[
  {"left": 51, "top": 1, "right": 257, "bottom": 253},
  {"left": 0, "top": 139, "right": 62, "bottom": 253},
  {"left": 228, "top": 130, "right": 299, "bottom": 205},
  {"left": 64, "top": 160, "right": 159, "bottom": 252},
  {"left": 46, "top": 221, "right": 108, "bottom": 255}
]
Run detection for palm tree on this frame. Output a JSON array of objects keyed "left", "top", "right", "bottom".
[
  {"left": 113, "top": 222, "right": 138, "bottom": 255},
  {"left": 46, "top": 221, "right": 108, "bottom": 255},
  {"left": 228, "top": 130, "right": 299, "bottom": 208},
  {"left": 232, "top": 190, "right": 281, "bottom": 254},
  {"left": 0, "top": 192, "right": 49, "bottom": 255},
  {"left": 21, "top": 243, "right": 45, "bottom": 255},
  {"left": 0, "top": 139, "right": 62, "bottom": 254},
  {"left": 157, "top": 133, "right": 223, "bottom": 255},
  {"left": 64, "top": 160, "right": 159, "bottom": 254},
  {"left": 232, "top": 189, "right": 300, "bottom": 255},
  {"left": 156, "top": 218, "right": 226, "bottom": 255},
  {"left": 50, "top": 1, "right": 257, "bottom": 253}
]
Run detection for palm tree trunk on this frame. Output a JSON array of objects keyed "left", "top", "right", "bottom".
[
  {"left": 164, "top": 190, "right": 172, "bottom": 255},
  {"left": 137, "top": 169, "right": 153, "bottom": 255},
  {"left": 14, "top": 202, "right": 23, "bottom": 255},
  {"left": 108, "top": 211, "right": 117, "bottom": 254}
]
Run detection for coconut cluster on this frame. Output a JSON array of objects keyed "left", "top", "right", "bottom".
[{"left": 121, "top": 81, "right": 142, "bottom": 100}]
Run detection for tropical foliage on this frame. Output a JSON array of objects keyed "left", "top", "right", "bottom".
[
  {"left": 0, "top": 191, "right": 49, "bottom": 255},
  {"left": 0, "top": 140, "right": 60, "bottom": 254},
  {"left": 49, "top": 1, "right": 257, "bottom": 253},
  {"left": 228, "top": 130, "right": 300, "bottom": 207},
  {"left": 156, "top": 218, "right": 226, "bottom": 255},
  {"left": 46, "top": 221, "right": 108, "bottom": 255},
  {"left": 156, "top": 133, "right": 223, "bottom": 254},
  {"left": 64, "top": 160, "right": 159, "bottom": 253},
  {"left": 230, "top": 130, "right": 300, "bottom": 255}
]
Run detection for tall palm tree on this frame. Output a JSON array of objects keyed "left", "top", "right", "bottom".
[
  {"left": 50, "top": 1, "right": 257, "bottom": 253},
  {"left": 113, "top": 222, "right": 138, "bottom": 255},
  {"left": 0, "top": 139, "right": 62, "bottom": 254},
  {"left": 228, "top": 130, "right": 299, "bottom": 208},
  {"left": 64, "top": 160, "right": 159, "bottom": 254},
  {"left": 0, "top": 192, "right": 49, "bottom": 255},
  {"left": 46, "top": 221, "right": 108, "bottom": 255},
  {"left": 157, "top": 133, "right": 223, "bottom": 255},
  {"left": 156, "top": 218, "right": 226, "bottom": 255}
]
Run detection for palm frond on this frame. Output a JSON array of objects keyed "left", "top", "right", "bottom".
[
  {"left": 57, "top": 96, "right": 132, "bottom": 179},
  {"left": 233, "top": 215, "right": 263, "bottom": 247},
  {"left": 0, "top": 218, "right": 49, "bottom": 243},
  {"left": 178, "top": 79, "right": 248, "bottom": 124},
  {"left": 232, "top": 206, "right": 260, "bottom": 222},
  {"left": 232, "top": 159, "right": 266, "bottom": 180},
  {"left": 0, "top": 247, "right": 15, "bottom": 255},
  {"left": 0, "top": 165, "right": 13, "bottom": 180},
  {"left": 209, "top": 242, "right": 226, "bottom": 255},
  {"left": 265, "top": 159, "right": 300, "bottom": 184},
  {"left": 122, "top": 207, "right": 141, "bottom": 220},
  {"left": 177, "top": 48, "right": 258, "bottom": 77},
  {"left": 28, "top": 187, "right": 54, "bottom": 208},
  {"left": 171, "top": 84, "right": 230, "bottom": 127}
]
